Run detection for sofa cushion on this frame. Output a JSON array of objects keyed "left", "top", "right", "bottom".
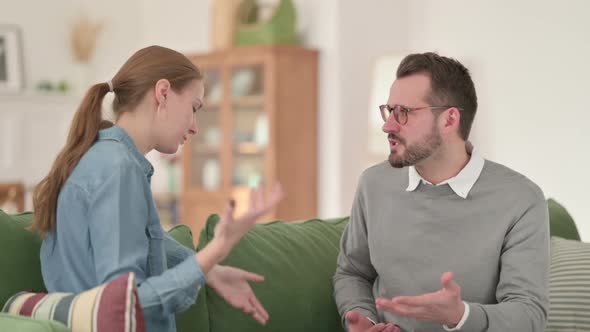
[
  {"left": 0, "top": 211, "right": 47, "bottom": 309},
  {"left": 0, "top": 312, "right": 70, "bottom": 332},
  {"left": 2, "top": 272, "right": 145, "bottom": 332},
  {"left": 197, "top": 214, "right": 349, "bottom": 332},
  {"left": 546, "top": 236, "right": 590, "bottom": 331}
]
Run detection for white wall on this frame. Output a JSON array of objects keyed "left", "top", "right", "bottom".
[
  {"left": 0, "top": 0, "right": 146, "bottom": 93},
  {"left": 0, "top": 0, "right": 145, "bottom": 209},
  {"left": 139, "top": 1, "right": 211, "bottom": 54},
  {"left": 337, "top": 1, "right": 412, "bottom": 216},
  {"left": 336, "top": 1, "right": 590, "bottom": 238},
  {"left": 2, "top": 1, "right": 588, "bottom": 237},
  {"left": 407, "top": 0, "right": 590, "bottom": 239},
  {"left": 292, "top": 0, "right": 342, "bottom": 218}
]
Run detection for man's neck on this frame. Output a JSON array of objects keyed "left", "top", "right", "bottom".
[{"left": 414, "top": 142, "right": 471, "bottom": 185}]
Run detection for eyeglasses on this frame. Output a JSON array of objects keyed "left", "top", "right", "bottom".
[{"left": 379, "top": 104, "right": 461, "bottom": 125}]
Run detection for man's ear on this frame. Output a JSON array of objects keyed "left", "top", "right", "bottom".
[
  {"left": 154, "top": 79, "right": 171, "bottom": 106},
  {"left": 442, "top": 107, "right": 461, "bottom": 133}
]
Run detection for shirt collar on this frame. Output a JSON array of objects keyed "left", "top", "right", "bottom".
[
  {"left": 406, "top": 142, "right": 484, "bottom": 199},
  {"left": 98, "top": 125, "right": 154, "bottom": 178}
]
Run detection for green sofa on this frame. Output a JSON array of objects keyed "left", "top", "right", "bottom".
[{"left": 0, "top": 198, "right": 582, "bottom": 331}]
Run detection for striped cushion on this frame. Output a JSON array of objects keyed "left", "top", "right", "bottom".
[
  {"left": 546, "top": 237, "right": 590, "bottom": 332},
  {"left": 1, "top": 272, "right": 145, "bottom": 332}
]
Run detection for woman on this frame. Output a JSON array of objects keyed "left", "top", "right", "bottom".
[{"left": 32, "top": 45, "right": 283, "bottom": 332}]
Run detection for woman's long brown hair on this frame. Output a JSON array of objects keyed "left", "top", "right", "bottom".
[{"left": 32, "top": 46, "right": 202, "bottom": 237}]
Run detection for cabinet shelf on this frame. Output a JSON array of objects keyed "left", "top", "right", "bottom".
[
  {"left": 191, "top": 144, "right": 221, "bottom": 154},
  {"left": 203, "top": 100, "right": 221, "bottom": 109},
  {"left": 234, "top": 142, "right": 266, "bottom": 155},
  {"left": 232, "top": 95, "right": 264, "bottom": 108}
]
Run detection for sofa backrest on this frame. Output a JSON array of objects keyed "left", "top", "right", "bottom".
[
  {"left": 0, "top": 212, "right": 210, "bottom": 332},
  {"left": 548, "top": 198, "right": 580, "bottom": 241},
  {"left": 197, "top": 214, "right": 349, "bottom": 332},
  {"left": 0, "top": 198, "right": 579, "bottom": 332}
]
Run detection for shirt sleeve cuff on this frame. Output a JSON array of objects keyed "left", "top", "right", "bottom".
[
  {"left": 343, "top": 309, "right": 378, "bottom": 330},
  {"left": 366, "top": 316, "right": 377, "bottom": 325},
  {"left": 175, "top": 255, "right": 207, "bottom": 288},
  {"left": 443, "top": 301, "right": 470, "bottom": 331}
]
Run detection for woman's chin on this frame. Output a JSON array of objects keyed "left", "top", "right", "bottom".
[{"left": 156, "top": 146, "right": 179, "bottom": 155}]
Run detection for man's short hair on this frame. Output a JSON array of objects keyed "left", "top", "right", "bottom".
[{"left": 397, "top": 52, "right": 478, "bottom": 140}]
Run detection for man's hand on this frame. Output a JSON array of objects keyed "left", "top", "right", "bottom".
[
  {"left": 346, "top": 310, "right": 400, "bottom": 332},
  {"left": 375, "top": 272, "right": 465, "bottom": 327},
  {"left": 207, "top": 265, "right": 269, "bottom": 325}
]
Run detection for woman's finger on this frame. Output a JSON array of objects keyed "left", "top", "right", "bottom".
[{"left": 250, "top": 296, "right": 269, "bottom": 322}]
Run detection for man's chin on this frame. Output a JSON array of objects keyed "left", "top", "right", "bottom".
[{"left": 388, "top": 154, "right": 407, "bottom": 169}]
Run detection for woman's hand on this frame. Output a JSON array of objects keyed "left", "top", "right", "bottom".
[
  {"left": 214, "top": 183, "right": 284, "bottom": 249},
  {"left": 207, "top": 265, "right": 269, "bottom": 325},
  {"left": 195, "top": 183, "right": 284, "bottom": 275}
]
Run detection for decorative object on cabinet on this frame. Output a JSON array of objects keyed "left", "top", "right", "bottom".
[
  {"left": 182, "top": 45, "right": 317, "bottom": 236},
  {"left": 235, "top": 0, "right": 298, "bottom": 46},
  {"left": 69, "top": 14, "right": 102, "bottom": 94},
  {"left": 70, "top": 15, "right": 102, "bottom": 63},
  {"left": 209, "top": 0, "right": 243, "bottom": 50},
  {"left": 0, "top": 25, "right": 24, "bottom": 94},
  {"left": 35, "top": 80, "right": 71, "bottom": 94}
]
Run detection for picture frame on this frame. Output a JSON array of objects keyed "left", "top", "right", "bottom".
[{"left": 0, "top": 25, "right": 24, "bottom": 94}]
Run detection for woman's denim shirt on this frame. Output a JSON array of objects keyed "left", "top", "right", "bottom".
[{"left": 41, "top": 126, "right": 205, "bottom": 332}]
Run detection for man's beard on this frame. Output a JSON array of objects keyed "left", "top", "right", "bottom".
[{"left": 388, "top": 126, "right": 442, "bottom": 168}]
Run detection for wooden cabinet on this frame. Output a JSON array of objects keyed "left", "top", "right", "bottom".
[{"left": 181, "top": 45, "right": 318, "bottom": 237}]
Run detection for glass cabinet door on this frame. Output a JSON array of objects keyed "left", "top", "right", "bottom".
[
  {"left": 230, "top": 65, "right": 267, "bottom": 189},
  {"left": 190, "top": 69, "right": 222, "bottom": 191}
]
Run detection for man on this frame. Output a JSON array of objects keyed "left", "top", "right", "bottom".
[{"left": 333, "top": 52, "right": 549, "bottom": 332}]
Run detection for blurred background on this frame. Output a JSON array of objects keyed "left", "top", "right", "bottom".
[{"left": 0, "top": 0, "right": 588, "bottom": 238}]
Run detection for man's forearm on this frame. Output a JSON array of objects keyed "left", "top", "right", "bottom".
[
  {"left": 334, "top": 271, "right": 379, "bottom": 325},
  {"left": 460, "top": 300, "right": 547, "bottom": 332}
]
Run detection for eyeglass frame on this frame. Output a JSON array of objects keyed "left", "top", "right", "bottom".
[{"left": 379, "top": 104, "right": 463, "bottom": 125}]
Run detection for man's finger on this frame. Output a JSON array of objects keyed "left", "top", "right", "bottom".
[
  {"left": 376, "top": 300, "right": 427, "bottom": 319},
  {"left": 383, "top": 323, "right": 400, "bottom": 332},
  {"left": 441, "top": 272, "right": 460, "bottom": 293},
  {"left": 367, "top": 323, "right": 389, "bottom": 332},
  {"left": 376, "top": 298, "right": 396, "bottom": 311},
  {"left": 345, "top": 310, "right": 360, "bottom": 325},
  {"left": 390, "top": 292, "right": 439, "bottom": 306}
]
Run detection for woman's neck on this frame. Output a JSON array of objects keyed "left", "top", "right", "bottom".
[{"left": 115, "top": 109, "right": 154, "bottom": 155}]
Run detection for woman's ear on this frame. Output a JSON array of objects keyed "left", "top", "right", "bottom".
[{"left": 154, "top": 79, "right": 171, "bottom": 106}]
